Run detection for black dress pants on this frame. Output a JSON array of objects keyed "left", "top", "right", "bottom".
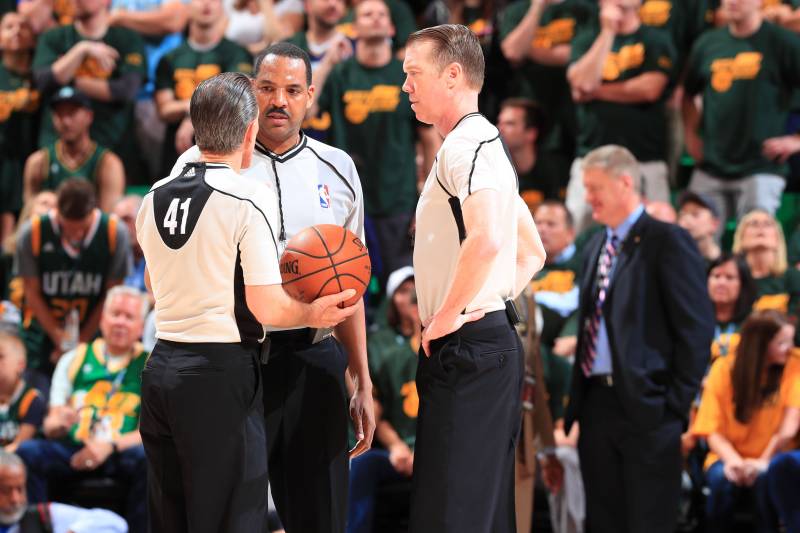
[
  {"left": 410, "top": 310, "right": 524, "bottom": 533},
  {"left": 262, "top": 333, "right": 350, "bottom": 533},
  {"left": 140, "top": 340, "right": 267, "bottom": 533}
]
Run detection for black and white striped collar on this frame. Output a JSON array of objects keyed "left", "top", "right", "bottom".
[{"left": 254, "top": 131, "right": 308, "bottom": 163}]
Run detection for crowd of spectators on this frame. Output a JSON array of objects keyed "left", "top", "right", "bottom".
[{"left": 0, "top": 0, "right": 798, "bottom": 531}]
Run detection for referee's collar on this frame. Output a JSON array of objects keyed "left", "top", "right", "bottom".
[
  {"left": 254, "top": 131, "right": 307, "bottom": 163},
  {"left": 451, "top": 111, "right": 483, "bottom": 131}
]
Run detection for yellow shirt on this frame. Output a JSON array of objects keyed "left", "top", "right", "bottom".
[{"left": 692, "top": 350, "right": 800, "bottom": 470}]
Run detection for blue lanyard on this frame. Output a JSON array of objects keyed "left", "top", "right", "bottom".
[{"left": 714, "top": 323, "right": 737, "bottom": 357}]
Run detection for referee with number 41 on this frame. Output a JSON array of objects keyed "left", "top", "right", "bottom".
[{"left": 135, "top": 72, "right": 357, "bottom": 533}]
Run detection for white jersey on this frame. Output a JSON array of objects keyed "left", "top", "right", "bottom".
[
  {"left": 414, "top": 113, "right": 520, "bottom": 323},
  {"left": 136, "top": 162, "right": 282, "bottom": 345},
  {"left": 172, "top": 133, "right": 365, "bottom": 330}
]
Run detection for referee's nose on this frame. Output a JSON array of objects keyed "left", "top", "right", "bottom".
[{"left": 270, "top": 87, "right": 289, "bottom": 109}]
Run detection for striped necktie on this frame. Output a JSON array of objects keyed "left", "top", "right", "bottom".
[{"left": 581, "top": 234, "right": 620, "bottom": 377}]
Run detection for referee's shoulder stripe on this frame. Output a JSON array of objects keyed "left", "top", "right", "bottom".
[
  {"left": 305, "top": 145, "right": 357, "bottom": 201},
  {"left": 204, "top": 183, "right": 281, "bottom": 260},
  {"left": 467, "top": 133, "right": 501, "bottom": 195}
]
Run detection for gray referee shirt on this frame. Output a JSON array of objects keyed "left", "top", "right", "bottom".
[
  {"left": 173, "top": 132, "right": 365, "bottom": 331},
  {"left": 136, "top": 162, "right": 282, "bottom": 345}
]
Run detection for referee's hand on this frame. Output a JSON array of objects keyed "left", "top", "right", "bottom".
[
  {"left": 421, "top": 309, "right": 486, "bottom": 357},
  {"left": 307, "top": 289, "right": 359, "bottom": 328}
]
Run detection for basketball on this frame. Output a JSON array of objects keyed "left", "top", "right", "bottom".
[{"left": 280, "top": 224, "right": 371, "bottom": 307}]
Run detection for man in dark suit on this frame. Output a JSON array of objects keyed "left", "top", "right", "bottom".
[{"left": 565, "top": 145, "right": 714, "bottom": 533}]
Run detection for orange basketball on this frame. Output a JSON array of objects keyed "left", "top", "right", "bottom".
[{"left": 280, "top": 224, "right": 371, "bottom": 307}]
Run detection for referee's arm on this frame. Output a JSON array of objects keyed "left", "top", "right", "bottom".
[
  {"left": 244, "top": 285, "right": 357, "bottom": 329},
  {"left": 514, "top": 196, "right": 546, "bottom": 297}
]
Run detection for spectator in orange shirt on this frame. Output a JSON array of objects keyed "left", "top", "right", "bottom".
[{"left": 692, "top": 310, "right": 800, "bottom": 533}]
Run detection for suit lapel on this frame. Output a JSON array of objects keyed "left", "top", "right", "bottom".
[{"left": 607, "top": 212, "right": 649, "bottom": 296}]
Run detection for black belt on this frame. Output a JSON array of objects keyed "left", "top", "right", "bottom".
[
  {"left": 266, "top": 327, "right": 333, "bottom": 348},
  {"left": 587, "top": 374, "right": 614, "bottom": 387}
]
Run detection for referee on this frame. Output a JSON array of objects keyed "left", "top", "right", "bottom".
[
  {"left": 172, "top": 43, "right": 375, "bottom": 533},
  {"left": 136, "top": 72, "right": 357, "bottom": 533},
  {"left": 402, "top": 25, "right": 547, "bottom": 533}
]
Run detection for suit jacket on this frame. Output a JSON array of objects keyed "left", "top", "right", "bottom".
[{"left": 565, "top": 212, "right": 714, "bottom": 431}]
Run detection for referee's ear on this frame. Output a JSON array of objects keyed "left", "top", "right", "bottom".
[{"left": 242, "top": 118, "right": 259, "bottom": 169}]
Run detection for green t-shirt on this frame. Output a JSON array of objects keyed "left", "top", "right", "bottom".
[
  {"left": 788, "top": 225, "right": 800, "bottom": 266},
  {"left": 65, "top": 338, "right": 147, "bottom": 445},
  {"left": 518, "top": 155, "right": 567, "bottom": 207},
  {"left": 155, "top": 38, "right": 252, "bottom": 174},
  {"left": 0, "top": 381, "right": 45, "bottom": 446},
  {"left": 317, "top": 57, "right": 417, "bottom": 217},
  {"left": 571, "top": 25, "right": 677, "bottom": 161},
  {"left": 684, "top": 23, "right": 800, "bottom": 179},
  {"left": 18, "top": 212, "right": 126, "bottom": 371},
  {"left": 367, "top": 326, "right": 418, "bottom": 449},
  {"left": 33, "top": 25, "right": 146, "bottom": 150},
  {"left": 639, "top": 0, "right": 712, "bottom": 71},
  {"left": 500, "top": 0, "right": 596, "bottom": 148},
  {"left": 0, "top": 63, "right": 41, "bottom": 214},
  {"left": 338, "top": 0, "right": 417, "bottom": 51},
  {"left": 41, "top": 141, "right": 108, "bottom": 191}
]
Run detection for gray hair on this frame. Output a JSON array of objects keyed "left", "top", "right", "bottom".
[
  {"left": 104, "top": 286, "right": 149, "bottom": 320},
  {"left": 582, "top": 145, "right": 642, "bottom": 194},
  {"left": 190, "top": 72, "right": 258, "bottom": 155},
  {"left": 0, "top": 450, "right": 24, "bottom": 472}
]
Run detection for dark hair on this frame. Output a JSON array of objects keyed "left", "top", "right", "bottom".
[
  {"left": 406, "top": 24, "right": 485, "bottom": 91},
  {"left": 707, "top": 252, "right": 758, "bottom": 324},
  {"left": 386, "top": 278, "right": 415, "bottom": 333},
  {"left": 536, "top": 199, "right": 574, "bottom": 229},
  {"left": 190, "top": 72, "right": 258, "bottom": 155},
  {"left": 56, "top": 178, "right": 95, "bottom": 220},
  {"left": 732, "top": 310, "right": 791, "bottom": 424},
  {"left": 254, "top": 42, "right": 312, "bottom": 87},
  {"left": 500, "top": 97, "right": 549, "bottom": 138}
]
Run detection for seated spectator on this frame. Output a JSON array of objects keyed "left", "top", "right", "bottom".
[
  {"left": 678, "top": 191, "right": 721, "bottom": 264},
  {"left": 23, "top": 86, "right": 125, "bottom": 213},
  {"left": 154, "top": 0, "right": 252, "bottom": 176},
  {"left": 565, "top": 0, "right": 676, "bottom": 232},
  {"left": 224, "top": 0, "right": 286, "bottom": 53},
  {"left": 707, "top": 253, "right": 758, "bottom": 364},
  {"left": 0, "top": 449, "right": 128, "bottom": 532},
  {"left": 17, "top": 286, "right": 149, "bottom": 533},
  {"left": 0, "top": 12, "right": 41, "bottom": 246},
  {"left": 692, "top": 310, "right": 800, "bottom": 533},
  {"left": 348, "top": 266, "right": 419, "bottom": 533},
  {"left": 732, "top": 209, "right": 800, "bottom": 323},
  {"left": 497, "top": 98, "right": 561, "bottom": 210},
  {"left": 284, "top": 0, "right": 348, "bottom": 70},
  {"left": 32, "top": 0, "right": 146, "bottom": 178},
  {"left": 15, "top": 179, "right": 131, "bottom": 380},
  {"left": 112, "top": 196, "right": 145, "bottom": 293},
  {"left": 683, "top": 0, "right": 800, "bottom": 228},
  {"left": 0, "top": 332, "right": 45, "bottom": 453},
  {"left": 644, "top": 200, "right": 677, "bottom": 223},
  {"left": 1, "top": 191, "right": 55, "bottom": 303}
]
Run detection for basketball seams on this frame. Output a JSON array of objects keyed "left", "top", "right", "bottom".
[
  {"left": 311, "top": 225, "right": 345, "bottom": 305},
  {"left": 283, "top": 247, "right": 334, "bottom": 260},
  {"left": 281, "top": 252, "right": 370, "bottom": 285}
]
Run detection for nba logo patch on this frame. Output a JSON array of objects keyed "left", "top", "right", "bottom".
[{"left": 318, "top": 184, "right": 331, "bottom": 208}]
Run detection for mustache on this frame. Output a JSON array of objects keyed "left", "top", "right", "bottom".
[{"left": 264, "top": 107, "right": 290, "bottom": 119}]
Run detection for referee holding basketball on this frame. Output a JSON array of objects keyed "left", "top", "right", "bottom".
[
  {"left": 402, "top": 25, "right": 546, "bottom": 533},
  {"left": 136, "top": 72, "right": 357, "bottom": 533},
  {"left": 172, "top": 43, "right": 375, "bottom": 533}
]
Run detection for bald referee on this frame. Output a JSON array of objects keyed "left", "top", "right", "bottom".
[
  {"left": 402, "top": 25, "right": 547, "bottom": 533},
  {"left": 172, "top": 43, "right": 375, "bottom": 533},
  {"left": 136, "top": 72, "right": 357, "bottom": 533}
]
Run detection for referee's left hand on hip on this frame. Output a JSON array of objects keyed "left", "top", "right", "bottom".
[{"left": 421, "top": 309, "right": 486, "bottom": 357}]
